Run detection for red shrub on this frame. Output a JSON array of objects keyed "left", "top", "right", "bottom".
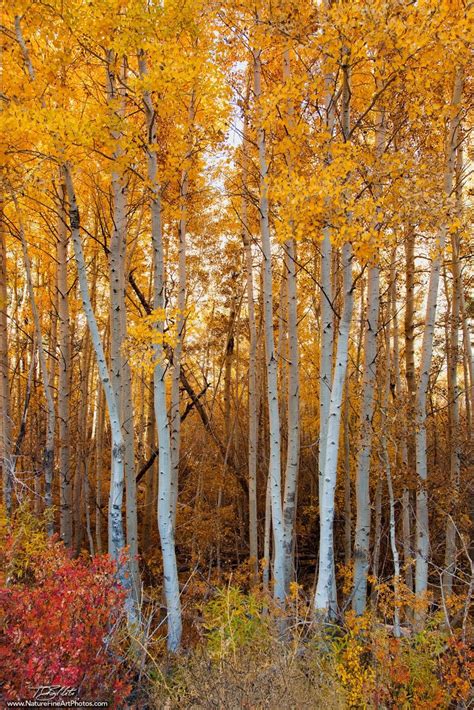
[{"left": 0, "top": 543, "right": 131, "bottom": 705}]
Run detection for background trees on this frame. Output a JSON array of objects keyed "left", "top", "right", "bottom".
[{"left": 0, "top": 0, "right": 472, "bottom": 653}]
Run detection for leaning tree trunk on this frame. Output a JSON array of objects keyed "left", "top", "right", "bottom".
[{"left": 63, "top": 164, "right": 135, "bottom": 620}]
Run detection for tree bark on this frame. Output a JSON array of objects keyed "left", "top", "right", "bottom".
[
  {"left": 353, "top": 262, "right": 380, "bottom": 614},
  {"left": 314, "top": 50, "right": 352, "bottom": 618},
  {"left": 56, "top": 177, "right": 72, "bottom": 546},
  {"left": 139, "top": 53, "right": 182, "bottom": 650},
  {"left": 0, "top": 195, "right": 13, "bottom": 514},
  {"left": 13, "top": 194, "right": 55, "bottom": 535},
  {"left": 105, "top": 50, "right": 139, "bottom": 600},
  {"left": 414, "top": 69, "right": 463, "bottom": 622},
  {"left": 63, "top": 164, "right": 134, "bottom": 618}
]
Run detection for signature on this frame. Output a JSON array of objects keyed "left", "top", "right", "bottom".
[{"left": 33, "top": 686, "right": 78, "bottom": 700}]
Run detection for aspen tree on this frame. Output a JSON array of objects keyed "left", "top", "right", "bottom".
[
  {"left": 241, "top": 110, "right": 259, "bottom": 581},
  {"left": 63, "top": 165, "right": 135, "bottom": 620},
  {"left": 253, "top": 39, "right": 286, "bottom": 603},
  {"left": 414, "top": 69, "right": 463, "bottom": 619},
  {"left": 139, "top": 53, "right": 182, "bottom": 651},
  {"left": 0, "top": 195, "right": 12, "bottom": 514},
  {"left": 443, "top": 142, "right": 463, "bottom": 597},
  {"left": 314, "top": 49, "right": 353, "bottom": 618},
  {"left": 403, "top": 226, "right": 416, "bottom": 593},
  {"left": 13, "top": 195, "right": 55, "bottom": 535},
  {"left": 381, "top": 313, "right": 401, "bottom": 637},
  {"left": 105, "top": 50, "right": 139, "bottom": 600},
  {"left": 353, "top": 96, "right": 384, "bottom": 615},
  {"left": 170, "top": 95, "right": 195, "bottom": 530},
  {"left": 281, "top": 48, "right": 300, "bottom": 593},
  {"left": 56, "top": 179, "right": 72, "bottom": 547}
]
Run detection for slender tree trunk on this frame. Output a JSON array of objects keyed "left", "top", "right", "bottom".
[
  {"left": 280, "top": 50, "right": 301, "bottom": 593},
  {"left": 105, "top": 50, "right": 139, "bottom": 600},
  {"left": 443, "top": 142, "right": 463, "bottom": 598},
  {"left": 139, "top": 54, "right": 182, "bottom": 650},
  {"left": 170, "top": 97, "right": 195, "bottom": 531},
  {"left": 318, "top": 43, "right": 337, "bottom": 602},
  {"left": 414, "top": 70, "right": 463, "bottom": 621},
  {"left": 253, "top": 46, "right": 285, "bottom": 603},
  {"left": 242, "top": 121, "right": 258, "bottom": 582},
  {"left": 13, "top": 195, "right": 55, "bottom": 534},
  {"left": 388, "top": 246, "right": 413, "bottom": 593},
  {"left": 263, "top": 472, "right": 271, "bottom": 594},
  {"left": 353, "top": 89, "right": 385, "bottom": 613},
  {"left": 353, "top": 263, "right": 380, "bottom": 614},
  {"left": 63, "top": 164, "right": 134, "bottom": 618},
  {"left": 372, "top": 477, "right": 383, "bottom": 585},
  {"left": 343, "top": 379, "right": 352, "bottom": 566},
  {"left": 95, "top": 382, "right": 105, "bottom": 554},
  {"left": 57, "top": 178, "right": 72, "bottom": 546},
  {"left": 314, "top": 51, "right": 352, "bottom": 618},
  {"left": 404, "top": 227, "right": 416, "bottom": 592},
  {"left": 0, "top": 195, "right": 13, "bottom": 514},
  {"left": 282, "top": 239, "right": 300, "bottom": 591},
  {"left": 143, "top": 377, "right": 156, "bottom": 549}
]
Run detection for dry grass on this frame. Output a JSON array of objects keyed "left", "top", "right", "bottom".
[{"left": 150, "top": 639, "right": 345, "bottom": 709}]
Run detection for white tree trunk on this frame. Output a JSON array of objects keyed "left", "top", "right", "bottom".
[
  {"left": 170, "top": 96, "right": 194, "bottom": 530},
  {"left": 0, "top": 194, "right": 13, "bottom": 515},
  {"left": 314, "top": 52, "right": 352, "bottom": 618},
  {"left": 105, "top": 50, "right": 139, "bottom": 599},
  {"left": 353, "top": 263, "right": 380, "bottom": 614},
  {"left": 414, "top": 69, "right": 463, "bottom": 619},
  {"left": 253, "top": 48, "right": 285, "bottom": 603},
  {"left": 241, "top": 128, "right": 258, "bottom": 581},
  {"left": 140, "top": 54, "right": 182, "bottom": 651},
  {"left": 280, "top": 50, "right": 301, "bottom": 593},
  {"left": 57, "top": 178, "right": 72, "bottom": 547},
  {"left": 95, "top": 382, "right": 105, "bottom": 554},
  {"left": 283, "top": 239, "right": 300, "bottom": 591},
  {"left": 318, "top": 56, "right": 336, "bottom": 505},
  {"left": 314, "top": 241, "right": 353, "bottom": 615},
  {"left": 353, "top": 89, "right": 385, "bottom": 613},
  {"left": 169, "top": 174, "right": 187, "bottom": 528},
  {"left": 63, "top": 165, "right": 134, "bottom": 616}
]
